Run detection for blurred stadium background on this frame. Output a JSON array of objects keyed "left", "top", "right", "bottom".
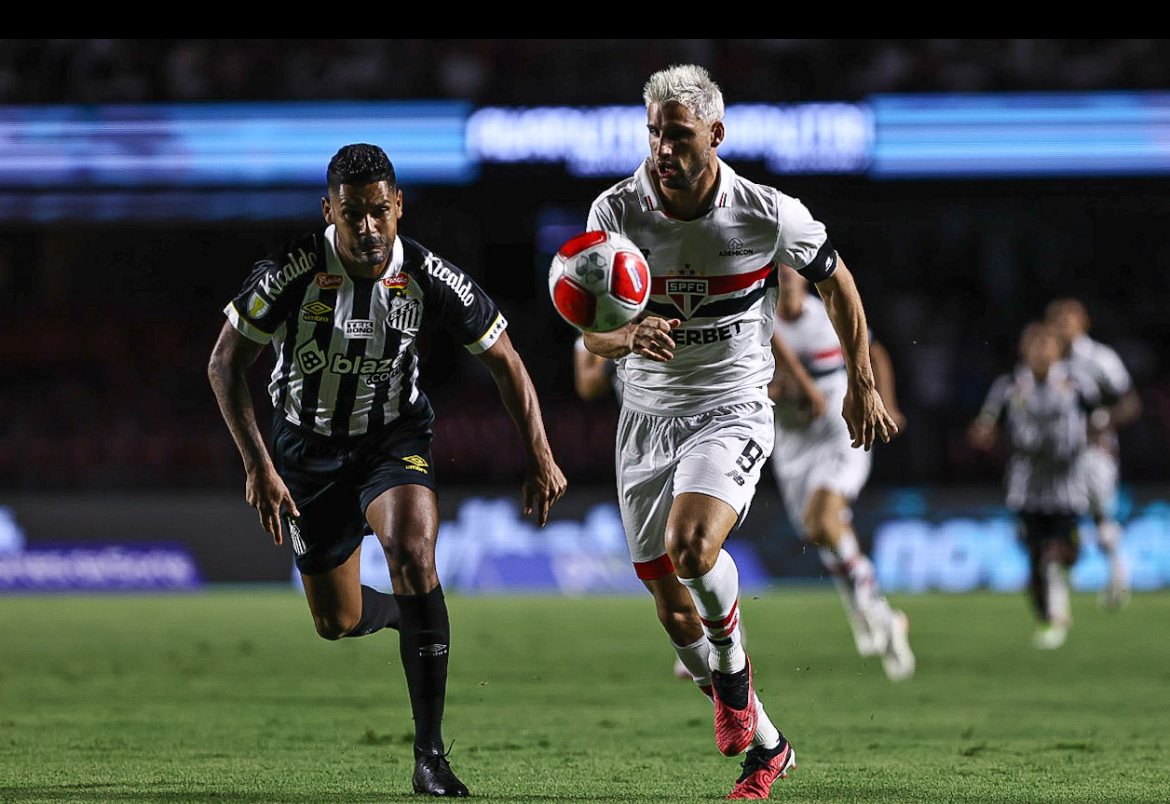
[{"left": 1, "top": 38, "right": 1168, "bottom": 595}]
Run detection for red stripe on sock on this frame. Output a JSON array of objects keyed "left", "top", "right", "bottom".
[
  {"left": 634, "top": 554, "right": 675, "bottom": 580},
  {"left": 700, "top": 599, "right": 739, "bottom": 632}
]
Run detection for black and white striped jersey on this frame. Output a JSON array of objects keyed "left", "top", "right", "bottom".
[
  {"left": 224, "top": 226, "right": 507, "bottom": 438},
  {"left": 977, "top": 361, "right": 1101, "bottom": 514}
]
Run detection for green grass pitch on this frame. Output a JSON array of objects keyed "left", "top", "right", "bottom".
[{"left": 2, "top": 587, "right": 1168, "bottom": 803}]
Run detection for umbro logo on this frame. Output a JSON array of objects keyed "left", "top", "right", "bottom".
[
  {"left": 402, "top": 455, "right": 429, "bottom": 473},
  {"left": 301, "top": 300, "right": 333, "bottom": 323}
]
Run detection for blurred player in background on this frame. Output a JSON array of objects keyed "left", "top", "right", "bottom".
[
  {"left": 209, "top": 143, "right": 566, "bottom": 797},
  {"left": 573, "top": 335, "right": 622, "bottom": 402},
  {"left": 968, "top": 322, "right": 1099, "bottom": 649},
  {"left": 1045, "top": 298, "right": 1142, "bottom": 610},
  {"left": 769, "top": 265, "right": 915, "bottom": 680},
  {"left": 581, "top": 64, "right": 897, "bottom": 798}
]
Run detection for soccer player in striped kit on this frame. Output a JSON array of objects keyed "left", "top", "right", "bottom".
[
  {"left": 769, "top": 265, "right": 915, "bottom": 680},
  {"left": 969, "top": 321, "right": 1101, "bottom": 649},
  {"left": 1045, "top": 298, "right": 1142, "bottom": 610},
  {"left": 581, "top": 65, "right": 898, "bottom": 798},
  {"left": 208, "top": 143, "right": 567, "bottom": 797}
]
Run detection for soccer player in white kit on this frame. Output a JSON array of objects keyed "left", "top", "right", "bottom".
[
  {"left": 1045, "top": 298, "right": 1142, "bottom": 610},
  {"left": 581, "top": 65, "right": 898, "bottom": 799},
  {"left": 769, "top": 265, "right": 915, "bottom": 681}
]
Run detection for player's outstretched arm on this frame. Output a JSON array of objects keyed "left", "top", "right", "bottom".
[
  {"left": 967, "top": 417, "right": 999, "bottom": 452},
  {"left": 582, "top": 316, "right": 681, "bottom": 362},
  {"left": 573, "top": 341, "right": 613, "bottom": 401},
  {"left": 476, "top": 332, "right": 568, "bottom": 526},
  {"left": 814, "top": 260, "right": 899, "bottom": 450},
  {"left": 208, "top": 321, "right": 299, "bottom": 544},
  {"left": 870, "top": 338, "right": 907, "bottom": 432},
  {"left": 1101, "top": 388, "right": 1143, "bottom": 431}
]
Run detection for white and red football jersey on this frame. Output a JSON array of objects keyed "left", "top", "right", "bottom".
[
  {"left": 587, "top": 158, "right": 836, "bottom": 416},
  {"left": 774, "top": 294, "right": 848, "bottom": 381}
]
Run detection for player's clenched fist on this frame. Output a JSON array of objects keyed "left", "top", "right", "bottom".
[{"left": 629, "top": 316, "right": 681, "bottom": 362}]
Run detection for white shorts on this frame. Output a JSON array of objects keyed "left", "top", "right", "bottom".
[
  {"left": 616, "top": 400, "right": 775, "bottom": 576},
  {"left": 770, "top": 375, "right": 871, "bottom": 535},
  {"left": 1077, "top": 445, "right": 1119, "bottom": 517}
]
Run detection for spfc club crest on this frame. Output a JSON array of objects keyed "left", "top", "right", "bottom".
[{"left": 665, "top": 277, "right": 708, "bottom": 318}]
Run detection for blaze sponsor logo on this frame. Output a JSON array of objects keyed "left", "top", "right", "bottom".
[
  {"left": 246, "top": 291, "right": 271, "bottom": 319},
  {"left": 419, "top": 643, "right": 448, "bottom": 657},
  {"left": 296, "top": 341, "right": 327, "bottom": 374},
  {"left": 665, "top": 277, "right": 708, "bottom": 318},
  {"left": 315, "top": 272, "right": 344, "bottom": 289},
  {"left": 674, "top": 321, "right": 747, "bottom": 346},
  {"left": 260, "top": 247, "right": 317, "bottom": 297},
  {"left": 719, "top": 237, "right": 755, "bottom": 257},
  {"left": 402, "top": 455, "right": 429, "bottom": 474},
  {"left": 300, "top": 301, "right": 333, "bottom": 323},
  {"left": 424, "top": 252, "right": 476, "bottom": 308},
  {"left": 344, "top": 319, "right": 375, "bottom": 339},
  {"left": 328, "top": 354, "right": 395, "bottom": 375}
]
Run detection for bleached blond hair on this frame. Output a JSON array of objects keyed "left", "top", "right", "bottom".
[{"left": 642, "top": 64, "right": 725, "bottom": 124}]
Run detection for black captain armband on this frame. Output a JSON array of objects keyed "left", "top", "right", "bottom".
[{"left": 797, "top": 240, "right": 839, "bottom": 283}]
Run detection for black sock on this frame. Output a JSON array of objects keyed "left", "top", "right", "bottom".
[
  {"left": 343, "top": 585, "right": 401, "bottom": 637},
  {"left": 395, "top": 586, "right": 450, "bottom": 752}
]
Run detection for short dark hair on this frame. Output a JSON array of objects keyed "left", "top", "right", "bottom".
[{"left": 327, "top": 144, "right": 396, "bottom": 193}]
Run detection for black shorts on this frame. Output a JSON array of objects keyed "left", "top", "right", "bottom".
[
  {"left": 1018, "top": 510, "right": 1080, "bottom": 552},
  {"left": 273, "top": 405, "right": 437, "bottom": 576}
]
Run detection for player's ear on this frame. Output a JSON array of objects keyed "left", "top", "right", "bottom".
[
  {"left": 710, "top": 120, "right": 725, "bottom": 148},
  {"left": 394, "top": 187, "right": 404, "bottom": 220},
  {"left": 321, "top": 196, "right": 333, "bottom": 224}
]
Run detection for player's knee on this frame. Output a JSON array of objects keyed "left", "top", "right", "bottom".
[
  {"left": 382, "top": 540, "right": 436, "bottom": 577},
  {"left": 665, "top": 527, "right": 721, "bottom": 577},
  {"left": 312, "top": 611, "right": 360, "bottom": 641},
  {"left": 802, "top": 513, "right": 840, "bottom": 548},
  {"left": 385, "top": 549, "right": 438, "bottom": 595}
]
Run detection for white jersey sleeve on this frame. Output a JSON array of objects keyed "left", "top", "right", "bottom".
[
  {"left": 774, "top": 196, "right": 837, "bottom": 283},
  {"left": 587, "top": 194, "right": 621, "bottom": 234}
]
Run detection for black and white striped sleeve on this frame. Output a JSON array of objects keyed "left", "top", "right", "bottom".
[{"left": 420, "top": 252, "right": 507, "bottom": 355}]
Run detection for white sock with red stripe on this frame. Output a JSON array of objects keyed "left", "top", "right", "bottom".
[
  {"left": 672, "top": 635, "right": 713, "bottom": 688},
  {"left": 678, "top": 549, "right": 746, "bottom": 675},
  {"left": 819, "top": 528, "right": 892, "bottom": 625}
]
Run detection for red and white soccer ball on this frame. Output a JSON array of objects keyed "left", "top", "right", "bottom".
[{"left": 548, "top": 231, "right": 651, "bottom": 333}]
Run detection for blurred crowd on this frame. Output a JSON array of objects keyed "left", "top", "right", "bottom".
[
  {"left": 1, "top": 39, "right": 1168, "bottom": 494},
  {"left": 2, "top": 39, "right": 1168, "bottom": 105}
]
